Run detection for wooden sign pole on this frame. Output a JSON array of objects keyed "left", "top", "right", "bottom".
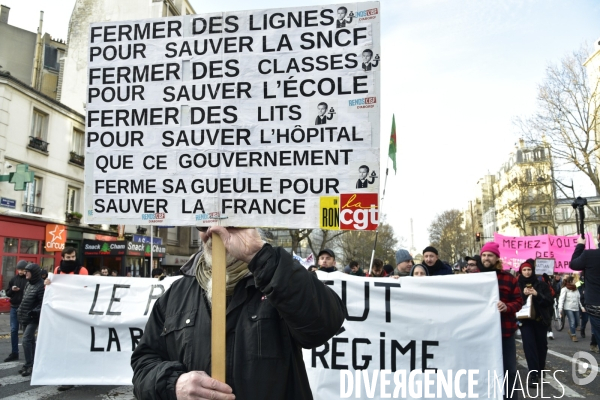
[{"left": 211, "top": 233, "right": 227, "bottom": 382}]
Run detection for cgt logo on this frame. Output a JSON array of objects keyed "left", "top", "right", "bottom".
[
  {"left": 340, "top": 193, "right": 378, "bottom": 230},
  {"left": 572, "top": 351, "right": 598, "bottom": 385}
]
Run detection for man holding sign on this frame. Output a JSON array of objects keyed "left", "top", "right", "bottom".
[{"left": 131, "top": 227, "right": 345, "bottom": 400}]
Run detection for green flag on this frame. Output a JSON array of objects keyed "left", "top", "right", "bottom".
[{"left": 389, "top": 114, "right": 397, "bottom": 174}]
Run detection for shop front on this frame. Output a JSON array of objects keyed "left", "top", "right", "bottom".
[
  {"left": 82, "top": 239, "right": 166, "bottom": 277},
  {"left": 0, "top": 216, "right": 63, "bottom": 289}
]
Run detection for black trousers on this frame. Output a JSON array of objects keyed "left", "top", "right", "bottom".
[{"left": 520, "top": 319, "right": 548, "bottom": 377}]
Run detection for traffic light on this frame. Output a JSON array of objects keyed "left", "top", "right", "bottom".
[{"left": 476, "top": 232, "right": 481, "bottom": 242}]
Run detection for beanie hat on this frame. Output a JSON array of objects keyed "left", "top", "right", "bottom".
[
  {"left": 480, "top": 242, "right": 500, "bottom": 258},
  {"left": 16, "top": 260, "right": 29, "bottom": 270},
  {"left": 519, "top": 258, "right": 535, "bottom": 274},
  {"left": 422, "top": 246, "right": 438, "bottom": 256},
  {"left": 395, "top": 249, "right": 413, "bottom": 265}
]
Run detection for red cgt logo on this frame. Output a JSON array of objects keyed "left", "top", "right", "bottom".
[{"left": 340, "top": 193, "right": 379, "bottom": 231}]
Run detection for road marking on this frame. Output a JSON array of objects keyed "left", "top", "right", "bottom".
[
  {"left": 517, "top": 359, "right": 584, "bottom": 398},
  {"left": 100, "top": 385, "right": 134, "bottom": 399},
  {"left": 0, "top": 375, "right": 30, "bottom": 385},
  {"left": 0, "top": 361, "right": 21, "bottom": 370},
  {"left": 516, "top": 339, "right": 599, "bottom": 373},
  {"left": 1, "top": 385, "right": 61, "bottom": 400}
]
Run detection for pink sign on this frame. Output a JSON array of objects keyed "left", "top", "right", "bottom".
[{"left": 492, "top": 232, "right": 596, "bottom": 274}]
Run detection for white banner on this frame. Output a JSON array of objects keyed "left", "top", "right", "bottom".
[
  {"left": 33, "top": 272, "right": 503, "bottom": 400},
  {"left": 84, "top": 2, "right": 381, "bottom": 230}
]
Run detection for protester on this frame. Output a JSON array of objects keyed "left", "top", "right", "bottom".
[
  {"left": 541, "top": 273, "right": 556, "bottom": 340},
  {"left": 131, "top": 227, "right": 345, "bottom": 400},
  {"left": 393, "top": 249, "right": 414, "bottom": 278},
  {"left": 348, "top": 261, "right": 365, "bottom": 276},
  {"left": 480, "top": 242, "right": 523, "bottom": 400},
  {"left": 100, "top": 268, "right": 109, "bottom": 276},
  {"left": 409, "top": 264, "right": 429, "bottom": 277},
  {"left": 517, "top": 259, "right": 552, "bottom": 386},
  {"left": 151, "top": 268, "right": 164, "bottom": 278},
  {"left": 40, "top": 270, "right": 48, "bottom": 281},
  {"left": 558, "top": 275, "right": 584, "bottom": 342},
  {"left": 366, "top": 258, "right": 387, "bottom": 277},
  {"left": 464, "top": 256, "right": 482, "bottom": 273},
  {"left": 383, "top": 264, "right": 394, "bottom": 276},
  {"left": 422, "top": 246, "right": 453, "bottom": 276},
  {"left": 552, "top": 274, "right": 562, "bottom": 300},
  {"left": 53, "top": 247, "right": 88, "bottom": 276},
  {"left": 577, "top": 273, "right": 588, "bottom": 338},
  {"left": 111, "top": 270, "right": 119, "bottom": 277},
  {"left": 317, "top": 249, "right": 337, "bottom": 272},
  {"left": 4, "top": 261, "right": 28, "bottom": 362},
  {"left": 16, "top": 263, "right": 44, "bottom": 377}
]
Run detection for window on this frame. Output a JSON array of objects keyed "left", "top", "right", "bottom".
[
  {"left": 72, "top": 129, "right": 84, "bottom": 155},
  {"left": 530, "top": 207, "right": 537, "bottom": 221},
  {"left": 562, "top": 208, "right": 570, "bottom": 220},
  {"left": 190, "top": 227, "right": 200, "bottom": 247},
  {"left": 541, "top": 226, "right": 549, "bottom": 234},
  {"left": 525, "top": 169, "right": 532, "bottom": 182},
  {"left": 23, "top": 177, "right": 43, "bottom": 214},
  {"left": 31, "top": 109, "right": 48, "bottom": 140},
  {"left": 594, "top": 206, "right": 600, "bottom": 216},
  {"left": 532, "top": 227, "right": 539, "bottom": 235},
  {"left": 540, "top": 207, "right": 547, "bottom": 216},
  {"left": 66, "top": 187, "right": 79, "bottom": 213},
  {"left": 167, "top": 227, "right": 179, "bottom": 245}
]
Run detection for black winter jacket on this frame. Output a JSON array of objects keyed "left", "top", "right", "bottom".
[
  {"left": 6, "top": 274, "right": 28, "bottom": 307},
  {"left": 131, "top": 245, "right": 346, "bottom": 400},
  {"left": 17, "top": 266, "right": 44, "bottom": 325},
  {"left": 571, "top": 244, "right": 600, "bottom": 306},
  {"left": 520, "top": 279, "right": 553, "bottom": 327}
]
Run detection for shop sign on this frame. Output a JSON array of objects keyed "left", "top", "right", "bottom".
[
  {"left": 126, "top": 241, "right": 166, "bottom": 257},
  {"left": 83, "top": 240, "right": 127, "bottom": 256},
  {"left": 45, "top": 224, "right": 66, "bottom": 252}
]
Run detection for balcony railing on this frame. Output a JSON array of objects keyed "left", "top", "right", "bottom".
[
  {"left": 69, "top": 152, "right": 85, "bottom": 166},
  {"left": 28, "top": 136, "right": 49, "bottom": 153},
  {"left": 23, "top": 203, "right": 43, "bottom": 214}
]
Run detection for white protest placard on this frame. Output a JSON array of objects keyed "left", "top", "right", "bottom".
[
  {"left": 535, "top": 258, "right": 555, "bottom": 275},
  {"left": 33, "top": 272, "right": 503, "bottom": 400},
  {"left": 304, "top": 272, "right": 503, "bottom": 399},
  {"left": 84, "top": 2, "right": 381, "bottom": 230},
  {"left": 31, "top": 274, "right": 182, "bottom": 385}
]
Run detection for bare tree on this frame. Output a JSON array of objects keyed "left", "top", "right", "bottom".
[
  {"left": 428, "top": 209, "right": 468, "bottom": 263},
  {"left": 516, "top": 46, "right": 600, "bottom": 195},
  {"left": 336, "top": 217, "right": 399, "bottom": 267}
]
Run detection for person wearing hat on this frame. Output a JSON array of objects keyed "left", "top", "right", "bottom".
[
  {"left": 409, "top": 264, "right": 429, "bottom": 277},
  {"left": 480, "top": 242, "right": 523, "bottom": 400},
  {"left": 464, "top": 255, "right": 482, "bottom": 273},
  {"left": 422, "top": 246, "right": 452, "bottom": 276},
  {"left": 4, "top": 261, "right": 29, "bottom": 362},
  {"left": 393, "top": 249, "right": 414, "bottom": 277},
  {"left": 317, "top": 249, "right": 337, "bottom": 273},
  {"left": 16, "top": 263, "right": 45, "bottom": 377},
  {"left": 517, "top": 259, "right": 552, "bottom": 387},
  {"left": 152, "top": 268, "right": 164, "bottom": 279}
]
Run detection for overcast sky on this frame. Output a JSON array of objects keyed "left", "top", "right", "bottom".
[{"left": 3, "top": 0, "right": 599, "bottom": 254}]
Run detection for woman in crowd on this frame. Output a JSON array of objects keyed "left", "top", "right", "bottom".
[
  {"left": 517, "top": 259, "right": 552, "bottom": 386},
  {"left": 559, "top": 275, "right": 585, "bottom": 342},
  {"left": 409, "top": 264, "right": 429, "bottom": 277}
]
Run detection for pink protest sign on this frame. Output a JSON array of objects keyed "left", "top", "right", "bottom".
[{"left": 492, "top": 232, "right": 596, "bottom": 274}]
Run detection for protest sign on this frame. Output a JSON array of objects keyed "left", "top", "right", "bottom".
[
  {"left": 84, "top": 2, "right": 381, "bottom": 230},
  {"left": 33, "top": 272, "right": 503, "bottom": 400},
  {"left": 31, "top": 274, "right": 182, "bottom": 385},
  {"left": 535, "top": 258, "right": 555, "bottom": 275},
  {"left": 493, "top": 232, "right": 595, "bottom": 273}
]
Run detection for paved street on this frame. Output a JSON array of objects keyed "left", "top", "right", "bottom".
[{"left": 0, "top": 313, "right": 597, "bottom": 398}]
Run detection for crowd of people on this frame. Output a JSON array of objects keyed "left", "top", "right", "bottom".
[{"left": 3, "top": 226, "right": 600, "bottom": 400}]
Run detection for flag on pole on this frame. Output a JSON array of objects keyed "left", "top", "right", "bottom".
[{"left": 389, "top": 114, "right": 397, "bottom": 174}]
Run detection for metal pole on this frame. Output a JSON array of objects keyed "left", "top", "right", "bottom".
[{"left": 150, "top": 226, "right": 153, "bottom": 276}]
